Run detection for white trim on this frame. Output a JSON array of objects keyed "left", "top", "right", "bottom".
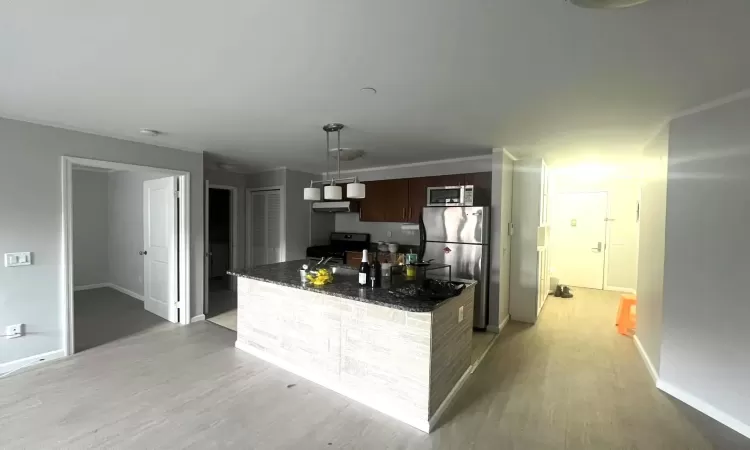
[
  {"left": 605, "top": 286, "right": 636, "bottom": 294},
  {"left": 236, "top": 340, "right": 432, "bottom": 432},
  {"left": 246, "top": 185, "right": 287, "bottom": 267},
  {"left": 633, "top": 335, "right": 659, "bottom": 384},
  {"left": 71, "top": 165, "right": 113, "bottom": 173},
  {"left": 487, "top": 314, "right": 510, "bottom": 334},
  {"left": 74, "top": 283, "right": 110, "bottom": 291},
  {"left": 191, "top": 314, "right": 206, "bottom": 323},
  {"left": 0, "top": 349, "right": 65, "bottom": 376},
  {"left": 330, "top": 155, "right": 492, "bottom": 176},
  {"left": 208, "top": 184, "right": 239, "bottom": 293},
  {"left": 657, "top": 380, "right": 750, "bottom": 440},
  {"left": 427, "top": 365, "right": 473, "bottom": 431},
  {"left": 109, "top": 283, "right": 145, "bottom": 302},
  {"left": 62, "top": 156, "right": 193, "bottom": 357}
]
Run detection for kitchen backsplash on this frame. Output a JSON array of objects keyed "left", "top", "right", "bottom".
[{"left": 335, "top": 213, "right": 421, "bottom": 247}]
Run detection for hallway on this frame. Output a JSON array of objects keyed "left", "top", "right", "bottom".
[{"left": 1, "top": 289, "right": 745, "bottom": 449}]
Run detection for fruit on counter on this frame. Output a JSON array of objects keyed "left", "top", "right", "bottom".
[{"left": 305, "top": 268, "right": 333, "bottom": 286}]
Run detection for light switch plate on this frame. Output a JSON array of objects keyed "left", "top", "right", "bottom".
[
  {"left": 5, "top": 252, "right": 32, "bottom": 267},
  {"left": 458, "top": 306, "right": 464, "bottom": 323}
]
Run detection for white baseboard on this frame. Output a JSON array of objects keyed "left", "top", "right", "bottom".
[
  {"left": 191, "top": 314, "right": 206, "bottom": 323},
  {"left": 0, "top": 349, "right": 65, "bottom": 376},
  {"left": 605, "top": 286, "right": 636, "bottom": 294},
  {"left": 236, "top": 340, "right": 433, "bottom": 432},
  {"left": 657, "top": 380, "right": 750, "bottom": 440},
  {"left": 428, "top": 365, "right": 473, "bottom": 430},
  {"left": 74, "top": 283, "right": 110, "bottom": 291},
  {"left": 633, "top": 335, "right": 659, "bottom": 384},
  {"left": 108, "top": 284, "right": 144, "bottom": 302},
  {"left": 487, "top": 314, "right": 510, "bottom": 334}
]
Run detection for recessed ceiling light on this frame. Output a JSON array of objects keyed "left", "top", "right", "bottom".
[
  {"left": 360, "top": 87, "right": 377, "bottom": 95},
  {"left": 139, "top": 128, "right": 161, "bottom": 137}
]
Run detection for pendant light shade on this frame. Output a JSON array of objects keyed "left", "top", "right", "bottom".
[
  {"left": 347, "top": 182, "right": 366, "bottom": 199},
  {"left": 303, "top": 187, "right": 321, "bottom": 201},
  {"left": 324, "top": 185, "right": 342, "bottom": 200}
]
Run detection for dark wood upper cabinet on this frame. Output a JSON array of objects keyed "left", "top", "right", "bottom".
[
  {"left": 359, "top": 179, "right": 409, "bottom": 223},
  {"left": 358, "top": 172, "right": 491, "bottom": 223},
  {"left": 407, "top": 177, "right": 431, "bottom": 223},
  {"left": 465, "top": 172, "right": 492, "bottom": 206}
]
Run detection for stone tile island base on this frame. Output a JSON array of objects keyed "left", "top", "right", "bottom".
[{"left": 234, "top": 278, "right": 475, "bottom": 432}]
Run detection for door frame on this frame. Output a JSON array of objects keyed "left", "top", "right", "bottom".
[
  {"left": 246, "top": 186, "right": 286, "bottom": 267},
  {"left": 204, "top": 184, "right": 239, "bottom": 315},
  {"left": 62, "top": 156, "right": 192, "bottom": 357},
  {"left": 550, "top": 190, "right": 610, "bottom": 290}
]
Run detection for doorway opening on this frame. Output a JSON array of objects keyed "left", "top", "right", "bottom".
[
  {"left": 63, "top": 157, "right": 191, "bottom": 356},
  {"left": 205, "top": 185, "right": 238, "bottom": 330}
]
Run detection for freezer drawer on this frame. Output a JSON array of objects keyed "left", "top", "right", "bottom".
[{"left": 423, "top": 241, "right": 489, "bottom": 328}]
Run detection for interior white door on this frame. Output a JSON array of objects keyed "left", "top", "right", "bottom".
[
  {"left": 249, "top": 189, "right": 282, "bottom": 266},
  {"left": 550, "top": 192, "right": 607, "bottom": 290},
  {"left": 143, "top": 176, "right": 178, "bottom": 323}
]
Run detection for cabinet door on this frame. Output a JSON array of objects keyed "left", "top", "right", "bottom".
[
  {"left": 358, "top": 180, "right": 386, "bottom": 222},
  {"left": 464, "top": 172, "right": 492, "bottom": 206},
  {"left": 407, "top": 177, "right": 431, "bottom": 223},
  {"left": 359, "top": 179, "right": 409, "bottom": 222},
  {"left": 380, "top": 179, "right": 410, "bottom": 222}
]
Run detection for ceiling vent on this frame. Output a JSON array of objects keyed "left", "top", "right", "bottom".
[{"left": 567, "top": 0, "right": 649, "bottom": 8}]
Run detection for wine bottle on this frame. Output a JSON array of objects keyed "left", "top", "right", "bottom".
[
  {"left": 370, "top": 251, "right": 382, "bottom": 288},
  {"left": 358, "top": 249, "right": 370, "bottom": 286}
]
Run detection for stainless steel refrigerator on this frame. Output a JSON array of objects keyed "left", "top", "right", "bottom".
[{"left": 419, "top": 206, "right": 490, "bottom": 329}]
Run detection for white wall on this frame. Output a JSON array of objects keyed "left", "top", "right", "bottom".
[
  {"left": 487, "top": 150, "right": 515, "bottom": 329},
  {"left": 509, "top": 158, "right": 544, "bottom": 324},
  {"left": 108, "top": 170, "right": 166, "bottom": 297},
  {"left": 635, "top": 125, "right": 669, "bottom": 373},
  {"left": 72, "top": 170, "right": 110, "bottom": 287},
  {"left": 660, "top": 95, "right": 750, "bottom": 433},
  {"left": 547, "top": 162, "right": 640, "bottom": 291},
  {"left": 334, "top": 156, "right": 492, "bottom": 245},
  {"left": 285, "top": 169, "right": 318, "bottom": 260},
  {"left": 0, "top": 117, "right": 203, "bottom": 366}
]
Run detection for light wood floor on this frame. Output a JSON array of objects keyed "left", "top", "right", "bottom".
[{"left": 1, "top": 288, "right": 746, "bottom": 449}]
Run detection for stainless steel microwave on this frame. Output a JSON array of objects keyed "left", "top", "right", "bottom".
[{"left": 426, "top": 185, "right": 474, "bottom": 206}]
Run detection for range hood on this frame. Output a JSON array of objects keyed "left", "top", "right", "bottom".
[{"left": 312, "top": 201, "right": 359, "bottom": 213}]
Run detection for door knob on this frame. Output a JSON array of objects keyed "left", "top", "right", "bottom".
[
  {"left": 139, "top": 251, "right": 148, "bottom": 256},
  {"left": 591, "top": 242, "right": 602, "bottom": 253}
]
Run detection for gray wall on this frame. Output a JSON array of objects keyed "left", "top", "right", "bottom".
[
  {"left": 72, "top": 170, "right": 110, "bottom": 287},
  {"left": 334, "top": 156, "right": 491, "bottom": 245},
  {"left": 247, "top": 169, "right": 285, "bottom": 190},
  {"left": 509, "top": 158, "right": 543, "bottom": 323},
  {"left": 488, "top": 150, "right": 514, "bottom": 329},
  {"left": 660, "top": 96, "right": 750, "bottom": 428},
  {"left": 635, "top": 125, "right": 669, "bottom": 372},
  {"left": 0, "top": 117, "right": 204, "bottom": 366},
  {"left": 205, "top": 168, "right": 246, "bottom": 268},
  {"left": 285, "top": 170, "right": 318, "bottom": 260},
  {"left": 108, "top": 171, "right": 166, "bottom": 297}
]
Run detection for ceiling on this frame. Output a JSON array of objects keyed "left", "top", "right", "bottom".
[{"left": 2, "top": 0, "right": 749, "bottom": 172}]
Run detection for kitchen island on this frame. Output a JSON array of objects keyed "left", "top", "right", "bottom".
[{"left": 229, "top": 261, "right": 475, "bottom": 432}]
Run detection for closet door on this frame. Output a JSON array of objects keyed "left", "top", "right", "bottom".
[
  {"left": 265, "top": 190, "right": 282, "bottom": 263},
  {"left": 251, "top": 191, "right": 267, "bottom": 266},
  {"left": 249, "top": 189, "right": 283, "bottom": 267}
]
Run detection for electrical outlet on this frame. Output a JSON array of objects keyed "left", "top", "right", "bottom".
[
  {"left": 5, "top": 324, "right": 24, "bottom": 339},
  {"left": 458, "top": 306, "right": 464, "bottom": 323}
]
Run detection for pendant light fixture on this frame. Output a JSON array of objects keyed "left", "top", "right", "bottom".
[{"left": 304, "top": 123, "right": 366, "bottom": 201}]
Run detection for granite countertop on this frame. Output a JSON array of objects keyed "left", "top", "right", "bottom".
[{"left": 228, "top": 260, "right": 474, "bottom": 313}]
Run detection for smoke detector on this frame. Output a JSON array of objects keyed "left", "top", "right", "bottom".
[{"left": 567, "top": 0, "right": 649, "bottom": 8}]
